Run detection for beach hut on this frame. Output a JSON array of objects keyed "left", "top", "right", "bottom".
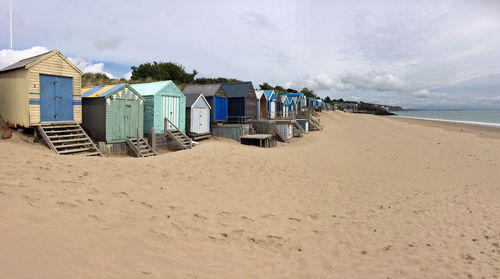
[
  {"left": 280, "top": 95, "right": 290, "bottom": 117},
  {"left": 185, "top": 93, "right": 211, "bottom": 139},
  {"left": 81, "top": 84, "right": 145, "bottom": 146},
  {"left": 0, "top": 50, "right": 83, "bottom": 128},
  {"left": 183, "top": 84, "right": 228, "bottom": 123},
  {"left": 221, "top": 81, "right": 257, "bottom": 123},
  {"left": 285, "top": 93, "right": 305, "bottom": 111},
  {"left": 263, "top": 90, "right": 277, "bottom": 119},
  {"left": 255, "top": 90, "right": 267, "bottom": 120}
]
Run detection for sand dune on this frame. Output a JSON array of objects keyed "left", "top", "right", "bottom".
[{"left": 1, "top": 111, "right": 499, "bottom": 278}]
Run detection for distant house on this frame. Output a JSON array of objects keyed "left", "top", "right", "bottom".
[
  {"left": 221, "top": 82, "right": 257, "bottom": 123},
  {"left": 183, "top": 84, "right": 228, "bottom": 123},
  {"left": 185, "top": 93, "right": 211, "bottom": 137},
  {"left": 0, "top": 50, "right": 83, "bottom": 128},
  {"left": 81, "top": 84, "right": 144, "bottom": 144}
]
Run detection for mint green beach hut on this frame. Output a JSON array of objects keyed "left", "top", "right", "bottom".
[{"left": 131, "top": 81, "right": 186, "bottom": 147}]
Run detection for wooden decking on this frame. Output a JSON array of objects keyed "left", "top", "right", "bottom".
[{"left": 240, "top": 134, "right": 276, "bottom": 148}]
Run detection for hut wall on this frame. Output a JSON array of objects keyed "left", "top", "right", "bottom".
[
  {"left": 143, "top": 95, "right": 155, "bottom": 134},
  {"left": 0, "top": 68, "right": 29, "bottom": 127},
  {"left": 28, "top": 54, "right": 82, "bottom": 126},
  {"left": 212, "top": 124, "right": 250, "bottom": 141},
  {"left": 277, "top": 123, "right": 293, "bottom": 140},
  {"left": 189, "top": 97, "right": 210, "bottom": 135},
  {"left": 152, "top": 82, "right": 186, "bottom": 133},
  {"left": 213, "top": 96, "right": 228, "bottom": 122},
  {"left": 246, "top": 120, "right": 276, "bottom": 136},
  {"left": 105, "top": 90, "right": 144, "bottom": 143},
  {"left": 228, "top": 97, "right": 245, "bottom": 123},
  {"left": 245, "top": 87, "right": 257, "bottom": 120},
  {"left": 259, "top": 97, "right": 267, "bottom": 120},
  {"left": 82, "top": 98, "right": 106, "bottom": 141}
]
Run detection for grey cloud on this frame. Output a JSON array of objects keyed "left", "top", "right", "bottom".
[
  {"left": 240, "top": 11, "right": 276, "bottom": 31},
  {"left": 94, "top": 36, "right": 122, "bottom": 50}
]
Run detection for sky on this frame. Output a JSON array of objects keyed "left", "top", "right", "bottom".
[{"left": 0, "top": 0, "right": 499, "bottom": 109}]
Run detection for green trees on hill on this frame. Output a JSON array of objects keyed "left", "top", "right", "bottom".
[
  {"left": 195, "top": 77, "right": 241, "bottom": 84},
  {"left": 131, "top": 62, "right": 198, "bottom": 84},
  {"left": 82, "top": 73, "right": 124, "bottom": 88}
]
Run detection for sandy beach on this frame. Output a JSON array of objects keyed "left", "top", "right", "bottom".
[{"left": 0, "top": 111, "right": 499, "bottom": 278}]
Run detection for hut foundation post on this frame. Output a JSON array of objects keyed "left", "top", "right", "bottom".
[
  {"left": 136, "top": 128, "right": 140, "bottom": 154},
  {"left": 151, "top": 127, "right": 156, "bottom": 149}
]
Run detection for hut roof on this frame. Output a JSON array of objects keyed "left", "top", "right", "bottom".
[
  {"left": 82, "top": 84, "right": 144, "bottom": 100},
  {"left": 281, "top": 95, "right": 290, "bottom": 105},
  {"left": 182, "top": 84, "right": 225, "bottom": 97},
  {"left": 263, "top": 90, "right": 277, "bottom": 101},
  {"left": 221, "top": 81, "right": 253, "bottom": 98},
  {"left": 0, "top": 50, "right": 83, "bottom": 74},
  {"left": 130, "top": 80, "right": 181, "bottom": 96},
  {"left": 185, "top": 93, "right": 211, "bottom": 109},
  {"left": 255, "top": 90, "right": 264, "bottom": 100}
]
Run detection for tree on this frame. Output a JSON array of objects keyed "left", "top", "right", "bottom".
[
  {"left": 195, "top": 77, "right": 240, "bottom": 84},
  {"left": 130, "top": 61, "right": 197, "bottom": 84},
  {"left": 300, "top": 87, "right": 317, "bottom": 98},
  {"left": 324, "top": 96, "right": 331, "bottom": 103},
  {"left": 274, "top": 85, "right": 286, "bottom": 92},
  {"left": 82, "top": 73, "right": 120, "bottom": 87},
  {"left": 286, "top": 88, "right": 298, "bottom": 93},
  {"left": 259, "top": 82, "right": 274, "bottom": 90}
]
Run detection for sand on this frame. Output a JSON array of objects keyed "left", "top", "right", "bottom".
[{"left": 0, "top": 111, "right": 499, "bottom": 278}]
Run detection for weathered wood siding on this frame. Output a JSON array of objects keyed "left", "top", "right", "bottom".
[
  {"left": 143, "top": 95, "right": 155, "bottom": 134},
  {"left": 152, "top": 82, "right": 185, "bottom": 133},
  {"left": 245, "top": 85, "right": 257, "bottom": 120},
  {"left": 0, "top": 69, "right": 29, "bottom": 127},
  {"left": 105, "top": 88, "right": 144, "bottom": 143},
  {"left": 28, "top": 53, "right": 82, "bottom": 125}
]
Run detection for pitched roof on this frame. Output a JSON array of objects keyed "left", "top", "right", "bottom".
[
  {"left": 255, "top": 90, "right": 264, "bottom": 100},
  {"left": 263, "top": 90, "right": 276, "bottom": 101},
  {"left": 130, "top": 80, "right": 179, "bottom": 96},
  {"left": 185, "top": 93, "right": 211, "bottom": 109},
  {"left": 183, "top": 84, "right": 224, "bottom": 97},
  {"left": 0, "top": 50, "right": 83, "bottom": 74},
  {"left": 221, "top": 81, "right": 254, "bottom": 98},
  {"left": 82, "top": 84, "right": 126, "bottom": 98}
]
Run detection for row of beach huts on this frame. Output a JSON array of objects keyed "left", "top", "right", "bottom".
[{"left": 0, "top": 50, "right": 330, "bottom": 157}]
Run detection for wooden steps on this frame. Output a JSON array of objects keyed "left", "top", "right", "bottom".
[
  {"left": 126, "top": 138, "right": 157, "bottom": 157},
  {"left": 164, "top": 118, "right": 192, "bottom": 150},
  {"left": 275, "top": 127, "right": 288, "bottom": 143},
  {"left": 292, "top": 121, "right": 304, "bottom": 137},
  {"left": 37, "top": 123, "right": 103, "bottom": 156},
  {"left": 308, "top": 116, "right": 323, "bottom": 131}
]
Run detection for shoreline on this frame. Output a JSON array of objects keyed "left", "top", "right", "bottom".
[
  {"left": 388, "top": 115, "right": 500, "bottom": 140},
  {"left": 392, "top": 115, "right": 500, "bottom": 128}
]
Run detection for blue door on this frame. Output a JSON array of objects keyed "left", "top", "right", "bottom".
[
  {"left": 40, "top": 74, "right": 73, "bottom": 122},
  {"left": 213, "top": 96, "right": 228, "bottom": 121}
]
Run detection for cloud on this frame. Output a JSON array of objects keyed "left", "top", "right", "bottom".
[
  {"left": 413, "top": 89, "right": 431, "bottom": 98},
  {"left": 67, "top": 57, "right": 114, "bottom": 78},
  {"left": 123, "top": 71, "right": 132, "bottom": 80},
  {"left": 94, "top": 36, "right": 122, "bottom": 50},
  {"left": 0, "top": 46, "right": 49, "bottom": 69},
  {"left": 340, "top": 72, "right": 405, "bottom": 92},
  {"left": 288, "top": 72, "right": 404, "bottom": 92},
  {"left": 240, "top": 11, "right": 276, "bottom": 31}
]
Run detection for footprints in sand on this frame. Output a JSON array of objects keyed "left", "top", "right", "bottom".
[{"left": 56, "top": 201, "right": 78, "bottom": 208}]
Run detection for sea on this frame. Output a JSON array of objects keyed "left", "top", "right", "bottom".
[{"left": 393, "top": 110, "right": 500, "bottom": 127}]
